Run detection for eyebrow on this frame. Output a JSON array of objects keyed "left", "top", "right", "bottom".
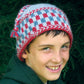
[
  {"left": 38, "top": 41, "right": 70, "bottom": 47},
  {"left": 63, "top": 42, "right": 70, "bottom": 45}
]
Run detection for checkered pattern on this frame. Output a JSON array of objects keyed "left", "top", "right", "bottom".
[{"left": 10, "top": 4, "right": 73, "bottom": 61}]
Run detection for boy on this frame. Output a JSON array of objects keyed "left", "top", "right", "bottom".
[{"left": 0, "top": 3, "right": 73, "bottom": 84}]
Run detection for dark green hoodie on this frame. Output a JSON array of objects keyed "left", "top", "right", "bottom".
[{"left": 0, "top": 55, "right": 64, "bottom": 84}]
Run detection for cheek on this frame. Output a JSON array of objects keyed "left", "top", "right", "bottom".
[
  {"left": 62, "top": 51, "right": 70, "bottom": 62},
  {"left": 37, "top": 53, "right": 52, "bottom": 63}
]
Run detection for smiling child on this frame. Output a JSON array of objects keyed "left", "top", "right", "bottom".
[{"left": 0, "top": 3, "right": 73, "bottom": 84}]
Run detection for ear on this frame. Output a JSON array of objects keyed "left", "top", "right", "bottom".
[{"left": 22, "top": 50, "right": 28, "bottom": 59}]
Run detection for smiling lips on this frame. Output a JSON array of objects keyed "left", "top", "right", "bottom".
[{"left": 46, "top": 65, "right": 61, "bottom": 72}]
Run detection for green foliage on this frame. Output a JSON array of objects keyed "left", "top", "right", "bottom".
[{"left": 0, "top": 0, "right": 84, "bottom": 83}]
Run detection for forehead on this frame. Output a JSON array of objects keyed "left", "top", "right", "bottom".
[{"left": 30, "top": 33, "right": 70, "bottom": 47}]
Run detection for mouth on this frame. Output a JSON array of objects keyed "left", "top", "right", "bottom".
[{"left": 46, "top": 65, "right": 61, "bottom": 72}]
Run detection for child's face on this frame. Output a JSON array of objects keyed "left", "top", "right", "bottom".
[{"left": 23, "top": 32, "right": 70, "bottom": 83}]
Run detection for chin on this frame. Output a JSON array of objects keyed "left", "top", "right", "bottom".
[{"left": 47, "top": 73, "right": 61, "bottom": 81}]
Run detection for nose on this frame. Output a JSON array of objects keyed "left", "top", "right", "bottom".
[{"left": 51, "top": 51, "right": 62, "bottom": 63}]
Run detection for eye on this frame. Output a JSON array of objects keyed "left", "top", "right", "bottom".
[
  {"left": 61, "top": 45, "right": 69, "bottom": 49},
  {"left": 41, "top": 47, "right": 52, "bottom": 53},
  {"left": 42, "top": 47, "right": 50, "bottom": 51}
]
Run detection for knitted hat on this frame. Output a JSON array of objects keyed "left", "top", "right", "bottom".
[{"left": 10, "top": 3, "right": 73, "bottom": 61}]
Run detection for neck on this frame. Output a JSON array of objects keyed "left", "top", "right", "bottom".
[
  {"left": 39, "top": 76, "right": 47, "bottom": 84},
  {"left": 44, "top": 82, "right": 47, "bottom": 84}
]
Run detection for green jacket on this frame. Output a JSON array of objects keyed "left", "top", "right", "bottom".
[{"left": 0, "top": 55, "right": 64, "bottom": 84}]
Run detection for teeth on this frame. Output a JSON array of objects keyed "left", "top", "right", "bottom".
[
  {"left": 48, "top": 66, "right": 59, "bottom": 70},
  {"left": 55, "top": 67, "right": 59, "bottom": 70}
]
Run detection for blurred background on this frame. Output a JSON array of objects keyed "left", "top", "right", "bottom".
[{"left": 0, "top": 0, "right": 84, "bottom": 84}]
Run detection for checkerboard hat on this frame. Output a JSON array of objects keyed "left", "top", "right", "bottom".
[{"left": 10, "top": 3, "right": 73, "bottom": 61}]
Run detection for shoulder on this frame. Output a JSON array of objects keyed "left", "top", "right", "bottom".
[{"left": 0, "top": 78, "right": 21, "bottom": 84}]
